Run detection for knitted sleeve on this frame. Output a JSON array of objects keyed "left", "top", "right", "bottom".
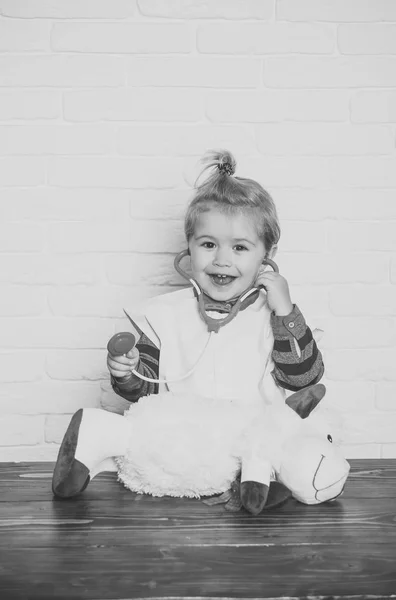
[
  {"left": 270, "top": 305, "right": 324, "bottom": 392},
  {"left": 110, "top": 331, "right": 160, "bottom": 402}
]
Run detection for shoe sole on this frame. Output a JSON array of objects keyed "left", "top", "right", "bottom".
[{"left": 52, "top": 409, "right": 90, "bottom": 498}]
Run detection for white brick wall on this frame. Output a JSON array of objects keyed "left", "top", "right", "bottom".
[{"left": 0, "top": 0, "right": 395, "bottom": 462}]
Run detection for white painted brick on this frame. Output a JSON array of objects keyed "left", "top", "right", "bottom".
[
  {"left": 275, "top": 190, "right": 331, "bottom": 222},
  {"left": 391, "top": 256, "right": 396, "bottom": 284},
  {"left": 0, "top": 125, "right": 114, "bottom": 156},
  {"left": 45, "top": 414, "right": 72, "bottom": 444},
  {"left": 0, "top": 255, "right": 97, "bottom": 285},
  {"left": 64, "top": 89, "right": 202, "bottom": 122},
  {"left": 328, "top": 157, "right": 396, "bottom": 188},
  {"left": 129, "top": 190, "right": 188, "bottom": 221},
  {"left": 237, "top": 156, "right": 332, "bottom": 188},
  {"left": 116, "top": 125, "right": 255, "bottom": 156},
  {"left": 0, "top": 0, "right": 135, "bottom": 19},
  {"left": 288, "top": 286, "right": 330, "bottom": 319},
  {"left": 329, "top": 286, "right": 396, "bottom": 317},
  {"left": 205, "top": 90, "right": 350, "bottom": 122},
  {"left": 0, "top": 444, "right": 59, "bottom": 462},
  {"left": 0, "top": 19, "right": 50, "bottom": 52},
  {"left": 264, "top": 57, "right": 396, "bottom": 88},
  {"left": 0, "top": 286, "right": 46, "bottom": 316},
  {"left": 332, "top": 189, "right": 396, "bottom": 218},
  {"left": 339, "top": 24, "right": 396, "bottom": 55},
  {"left": 342, "top": 412, "right": 396, "bottom": 444},
  {"left": 48, "top": 221, "right": 185, "bottom": 253},
  {"left": 48, "top": 157, "right": 185, "bottom": 189},
  {"left": 382, "top": 444, "right": 396, "bottom": 458},
  {"left": 275, "top": 189, "right": 396, "bottom": 221},
  {"left": 0, "top": 157, "right": 46, "bottom": 186},
  {"left": 324, "top": 381, "right": 376, "bottom": 413},
  {"left": 328, "top": 222, "right": 396, "bottom": 253},
  {"left": 319, "top": 317, "right": 396, "bottom": 350},
  {"left": 0, "top": 352, "right": 45, "bottom": 383},
  {"left": 197, "top": 23, "right": 334, "bottom": 55},
  {"left": 0, "top": 381, "right": 101, "bottom": 414},
  {"left": 257, "top": 124, "right": 393, "bottom": 156},
  {"left": 341, "top": 444, "right": 380, "bottom": 459},
  {"left": 279, "top": 253, "right": 389, "bottom": 286},
  {"left": 127, "top": 57, "right": 260, "bottom": 88},
  {"left": 325, "top": 349, "right": 396, "bottom": 381},
  {"left": 47, "top": 285, "right": 179, "bottom": 317},
  {"left": 376, "top": 383, "right": 396, "bottom": 411},
  {"left": 0, "top": 188, "right": 130, "bottom": 221},
  {"left": 137, "top": 0, "right": 273, "bottom": 20},
  {"left": 277, "top": 0, "right": 396, "bottom": 22},
  {"left": 0, "top": 56, "right": 124, "bottom": 87},
  {"left": 105, "top": 254, "right": 186, "bottom": 287},
  {"left": 0, "top": 318, "right": 116, "bottom": 349},
  {"left": 0, "top": 415, "right": 44, "bottom": 446},
  {"left": 46, "top": 350, "right": 107, "bottom": 381},
  {"left": 0, "top": 223, "right": 44, "bottom": 252},
  {"left": 277, "top": 221, "right": 327, "bottom": 252},
  {"left": 52, "top": 23, "right": 191, "bottom": 53},
  {"left": 351, "top": 91, "right": 396, "bottom": 123},
  {"left": 0, "top": 91, "right": 60, "bottom": 121}
]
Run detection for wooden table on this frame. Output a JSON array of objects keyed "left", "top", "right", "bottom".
[{"left": 0, "top": 459, "right": 395, "bottom": 600}]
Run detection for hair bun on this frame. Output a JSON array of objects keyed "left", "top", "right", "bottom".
[
  {"left": 194, "top": 149, "right": 237, "bottom": 187},
  {"left": 218, "top": 161, "right": 234, "bottom": 176},
  {"left": 217, "top": 151, "right": 236, "bottom": 176}
]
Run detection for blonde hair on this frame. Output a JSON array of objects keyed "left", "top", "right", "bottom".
[{"left": 184, "top": 150, "right": 280, "bottom": 252}]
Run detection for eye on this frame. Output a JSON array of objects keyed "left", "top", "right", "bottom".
[
  {"left": 327, "top": 434, "right": 333, "bottom": 443},
  {"left": 202, "top": 241, "right": 215, "bottom": 249},
  {"left": 234, "top": 245, "right": 248, "bottom": 252}
]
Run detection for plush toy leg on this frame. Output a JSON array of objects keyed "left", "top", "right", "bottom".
[
  {"left": 240, "top": 481, "right": 269, "bottom": 515},
  {"left": 52, "top": 408, "right": 130, "bottom": 499},
  {"left": 240, "top": 458, "right": 272, "bottom": 515}
]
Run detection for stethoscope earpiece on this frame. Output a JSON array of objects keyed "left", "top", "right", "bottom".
[
  {"left": 174, "top": 250, "right": 280, "bottom": 332},
  {"left": 114, "top": 251, "right": 280, "bottom": 385}
]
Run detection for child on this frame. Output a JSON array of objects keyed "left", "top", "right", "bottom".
[
  {"left": 107, "top": 150, "right": 323, "bottom": 405},
  {"left": 52, "top": 150, "right": 324, "bottom": 507}
]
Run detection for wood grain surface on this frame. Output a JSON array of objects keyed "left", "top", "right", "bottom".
[{"left": 0, "top": 459, "right": 395, "bottom": 600}]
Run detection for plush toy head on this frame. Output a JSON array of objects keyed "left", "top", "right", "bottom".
[
  {"left": 241, "top": 384, "right": 350, "bottom": 514},
  {"left": 279, "top": 384, "right": 350, "bottom": 504},
  {"left": 278, "top": 432, "right": 350, "bottom": 504}
]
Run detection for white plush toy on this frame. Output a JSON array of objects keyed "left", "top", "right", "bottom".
[{"left": 52, "top": 384, "right": 350, "bottom": 515}]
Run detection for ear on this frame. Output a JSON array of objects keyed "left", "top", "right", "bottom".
[
  {"left": 266, "top": 245, "right": 278, "bottom": 261},
  {"left": 285, "top": 384, "right": 326, "bottom": 419}
]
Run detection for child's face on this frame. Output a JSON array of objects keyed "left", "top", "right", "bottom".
[{"left": 189, "top": 208, "right": 267, "bottom": 301}]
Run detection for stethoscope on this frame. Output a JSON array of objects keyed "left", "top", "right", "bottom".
[{"left": 107, "top": 250, "right": 279, "bottom": 385}]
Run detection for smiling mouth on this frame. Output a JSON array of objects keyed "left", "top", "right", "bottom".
[{"left": 209, "top": 274, "right": 236, "bottom": 286}]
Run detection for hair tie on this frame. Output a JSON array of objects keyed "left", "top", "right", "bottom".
[{"left": 218, "top": 162, "right": 234, "bottom": 176}]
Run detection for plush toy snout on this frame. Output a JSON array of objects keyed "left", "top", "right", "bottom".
[{"left": 278, "top": 434, "right": 350, "bottom": 505}]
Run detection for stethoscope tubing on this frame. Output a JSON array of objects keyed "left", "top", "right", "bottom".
[{"left": 115, "top": 251, "right": 279, "bottom": 385}]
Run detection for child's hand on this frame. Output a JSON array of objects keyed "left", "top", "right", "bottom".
[
  {"left": 255, "top": 268, "right": 293, "bottom": 316},
  {"left": 107, "top": 347, "right": 139, "bottom": 381}
]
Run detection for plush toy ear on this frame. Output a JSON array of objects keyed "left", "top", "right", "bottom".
[{"left": 285, "top": 384, "right": 326, "bottom": 419}]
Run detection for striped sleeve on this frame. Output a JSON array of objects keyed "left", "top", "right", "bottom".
[
  {"left": 111, "top": 332, "right": 160, "bottom": 402},
  {"left": 270, "top": 305, "right": 324, "bottom": 392}
]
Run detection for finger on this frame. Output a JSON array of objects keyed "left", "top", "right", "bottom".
[
  {"left": 107, "top": 353, "right": 132, "bottom": 365},
  {"left": 107, "top": 359, "right": 132, "bottom": 374},
  {"left": 257, "top": 271, "right": 278, "bottom": 280},
  {"left": 255, "top": 274, "right": 277, "bottom": 286},
  {"left": 110, "top": 368, "right": 132, "bottom": 379},
  {"left": 126, "top": 348, "right": 139, "bottom": 360}
]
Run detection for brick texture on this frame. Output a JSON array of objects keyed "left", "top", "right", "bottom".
[{"left": 0, "top": 1, "right": 395, "bottom": 461}]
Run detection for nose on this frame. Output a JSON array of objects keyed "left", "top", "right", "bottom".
[{"left": 213, "top": 247, "right": 231, "bottom": 267}]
